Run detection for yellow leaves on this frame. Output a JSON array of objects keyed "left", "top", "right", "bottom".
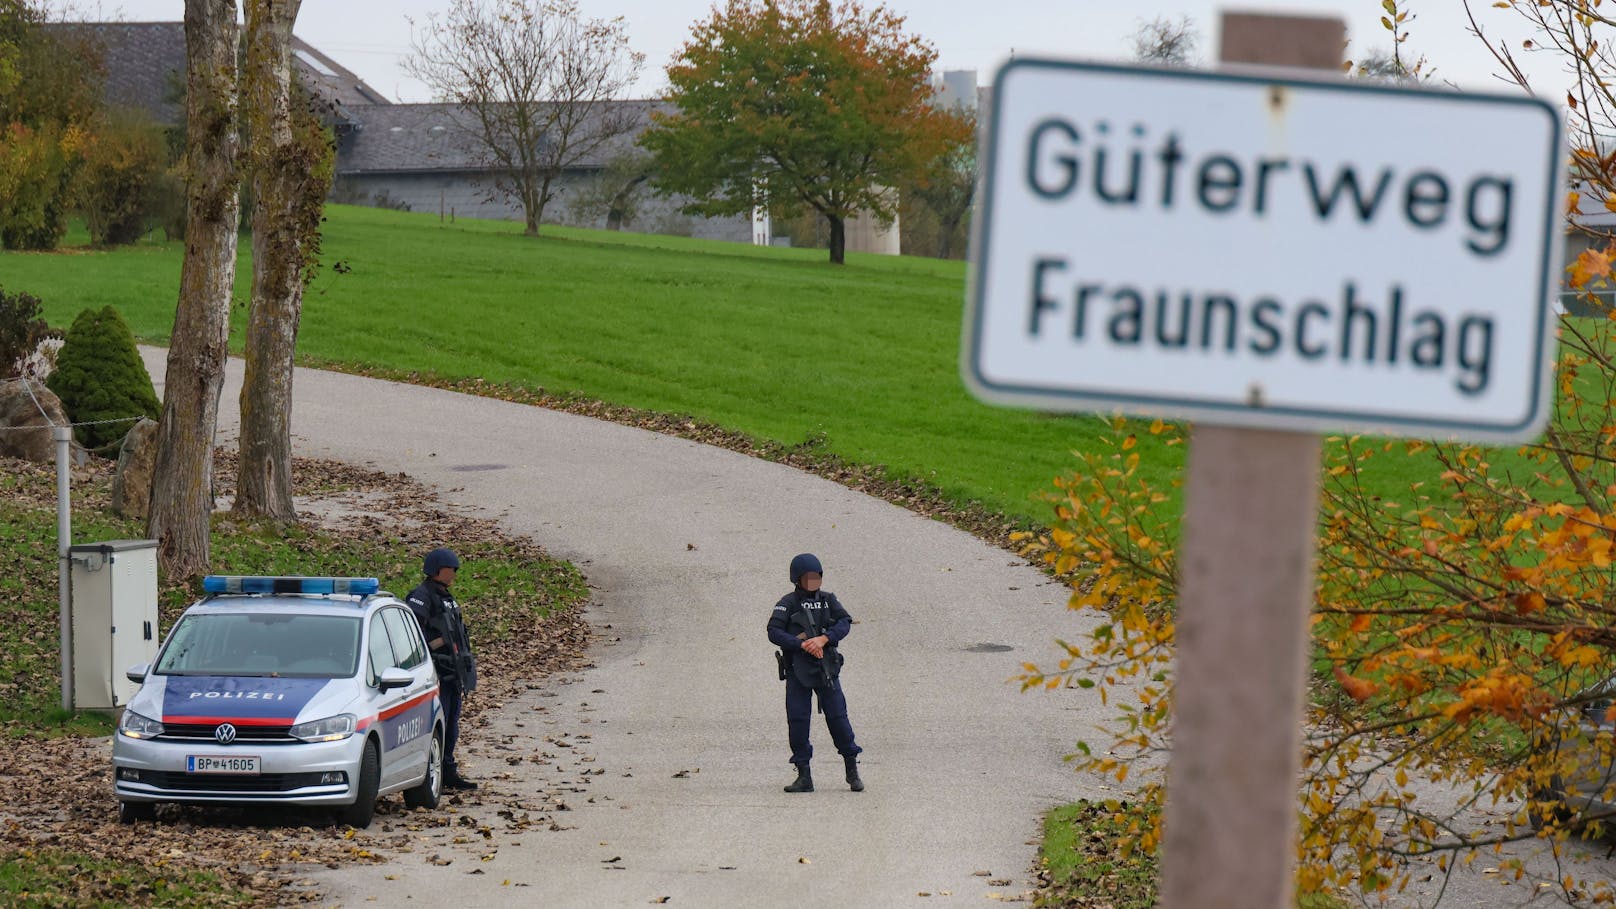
[
  {"left": 1440, "top": 669, "right": 1542, "bottom": 724},
  {"left": 1349, "top": 613, "right": 1373, "bottom": 633},
  {"left": 1512, "top": 592, "right": 1546, "bottom": 616},
  {"left": 1334, "top": 665, "right": 1379, "bottom": 702},
  {"left": 1568, "top": 246, "right": 1613, "bottom": 288}
]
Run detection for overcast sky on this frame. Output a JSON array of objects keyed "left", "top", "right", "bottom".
[{"left": 78, "top": 1, "right": 1574, "bottom": 104}]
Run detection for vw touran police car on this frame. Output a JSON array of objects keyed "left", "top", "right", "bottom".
[
  {"left": 1531, "top": 673, "right": 1616, "bottom": 832},
  {"left": 113, "top": 576, "right": 443, "bottom": 827}
]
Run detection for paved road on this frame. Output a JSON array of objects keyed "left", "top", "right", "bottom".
[
  {"left": 141, "top": 348, "right": 1101, "bottom": 907},
  {"left": 139, "top": 349, "right": 1616, "bottom": 908}
]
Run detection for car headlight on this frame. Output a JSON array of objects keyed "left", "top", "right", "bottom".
[
  {"left": 119, "top": 710, "right": 164, "bottom": 739},
  {"left": 289, "top": 714, "right": 356, "bottom": 743}
]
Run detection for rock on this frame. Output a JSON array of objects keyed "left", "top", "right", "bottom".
[
  {"left": 0, "top": 377, "right": 69, "bottom": 462},
  {"left": 112, "top": 417, "right": 160, "bottom": 520}
]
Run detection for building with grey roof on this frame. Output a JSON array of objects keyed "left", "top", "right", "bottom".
[{"left": 55, "top": 21, "right": 751, "bottom": 242}]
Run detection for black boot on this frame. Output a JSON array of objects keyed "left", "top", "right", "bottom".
[
  {"left": 844, "top": 755, "right": 864, "bottom": 792},
  {"left": 783, "top": 762, "right": 813, "bottom": 793}
]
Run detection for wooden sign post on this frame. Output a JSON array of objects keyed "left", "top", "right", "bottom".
[{"left": 1160, "top": 16, "right": 1340, "bottom": 909}]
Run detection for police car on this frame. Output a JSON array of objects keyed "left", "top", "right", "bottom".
[
  {"left": 1531, "top": 673, "right": 1616, "bottom": 831},
  {"left": 113, "top": 576, "right": 443, "bottom": 828}
]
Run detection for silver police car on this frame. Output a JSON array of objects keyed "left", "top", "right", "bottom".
[
  {"left": 1531, "top": 674, "right": 1616, "bottom": 833},
  {"left": 113, "top": 576, "right": 444, "bottom": 827}
]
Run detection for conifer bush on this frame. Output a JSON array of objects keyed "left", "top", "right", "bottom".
[{"left": 45, "top": 306, "right": 159, "bottom": 451}]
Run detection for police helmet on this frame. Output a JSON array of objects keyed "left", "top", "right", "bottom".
[
  {"left": 424, "top": 547, "right": 461, "bottom": 576},
  {"left": 789, "top": 553, "right": 823, "bottom": 585}
]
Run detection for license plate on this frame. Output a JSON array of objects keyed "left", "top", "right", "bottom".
[{"left": 187, "top": 754, "right": 261, "bottom": 775}]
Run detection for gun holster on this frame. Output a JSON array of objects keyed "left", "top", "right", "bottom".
[{"left": 775, "top": 649, "right": 788, "bottom": 681}]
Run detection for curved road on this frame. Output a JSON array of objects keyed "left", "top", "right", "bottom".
[
  {"left": 142, "top": 349, "right": 1099, "bottom": 907},
  {"left": 140, "top": 349, "right": 1616, "bottom": 908}
]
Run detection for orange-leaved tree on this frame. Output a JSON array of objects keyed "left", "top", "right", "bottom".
[
  {"left": 640, "top": 0, "right": 966, "bottom": 265},
  {"left": 1015, "top": 2, "right": 1616, "bottom": 904}
]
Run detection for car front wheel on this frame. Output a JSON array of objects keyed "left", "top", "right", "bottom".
[
  {"left": 404, "top": 727, "right": 443, "bottom": 810},
  {"left": 1528, "top": 779, "right": 1575, "bottom": 832},
  {"left": 118, "top": 800, "right": 156, "bottom": 825},
  {"left": 338, "top": 739, "right": 381, "bottom": 828}
]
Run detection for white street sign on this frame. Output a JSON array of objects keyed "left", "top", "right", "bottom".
[{"left": 963, "top": 59, "right": 1565, "bottom": 442}]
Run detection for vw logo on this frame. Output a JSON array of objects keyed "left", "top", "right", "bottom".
[{"left": 214, "top": 723, "right": 237, "bottom": 744}]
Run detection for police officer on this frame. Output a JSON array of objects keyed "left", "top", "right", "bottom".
[
  {"left": 407, "top": 547, "right": 478, "bottom": 791},
  {"left": 767, "top": 553, "right": 863, "bottom": 793}
]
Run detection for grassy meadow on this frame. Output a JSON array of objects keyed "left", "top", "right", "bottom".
[
  {"left": 5, "top": 205, "right": 1184, "bottom": 526},
  {"left": 0, "top": 205, "right": 1559, "bottom": 529}
]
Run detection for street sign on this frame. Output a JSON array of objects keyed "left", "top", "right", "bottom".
[{"left": 963, "top": 59, "right": 1565, "bottom": 442}]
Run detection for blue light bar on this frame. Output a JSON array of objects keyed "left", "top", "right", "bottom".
[{"left": 202, "top": 576, "right": 380, "bottom": 596}]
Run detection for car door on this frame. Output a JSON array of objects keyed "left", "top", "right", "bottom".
[
  {"left": 379, "top": 606, "right": 437, "bottom": 783},
  {"left": 364, "top": 611, "right": 415, "bottom": 791}
]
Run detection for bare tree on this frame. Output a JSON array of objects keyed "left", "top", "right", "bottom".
[
  {"left": 146, "top": 0, "right": 240, "bottom": 578},
  {"left": 1131, "top": 15, "right": 1199, "bottom": 67},
  {"left": 234, "top": 0, "right": 332, "bottom": 520},
  {"left": 406, "top": 0, "right": 645, "bottom": 237}
]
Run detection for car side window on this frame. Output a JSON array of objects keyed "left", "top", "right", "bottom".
[
  {"left": 366, "top": 613, "right": 397, "bottom": 687},
  {"left": 381, "top": 607, "right": 426, "bottom": 670}
]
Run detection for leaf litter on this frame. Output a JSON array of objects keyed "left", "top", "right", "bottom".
[{"left": 0, "top": 452, "right": 594, "bottom": 905}]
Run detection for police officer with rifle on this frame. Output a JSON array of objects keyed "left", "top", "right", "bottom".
[
  {"left": 768, "top": 553, "right": 864, "bottom": 793},
  {"left": 408, "top": 547, "right": 478, "bottom": 791}
]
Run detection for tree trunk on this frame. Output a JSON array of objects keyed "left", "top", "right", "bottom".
[
  {"left": 530, "top": 174, "right": 554, "bottom": 237},
  {"left": 235, "top": 0, "right": 306, "bottom": 522},
  {"left": 147, "top": 0, "right": 241, "bottom": 579},
  {"left": 828, "top": 214, "right": 846, "bottom": 265},
  {"left": 936, "top": 213, "right": 960, "bottom": 260},
  {"left": 524, "top": 184, "right": 540, "bottom": 236},
  {"left": 605, "top": 174, "right": 647, "bottom": 231}
]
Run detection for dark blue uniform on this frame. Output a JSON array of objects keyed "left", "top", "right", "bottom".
[
  {"left": 768, "top": 587, "right": 861, "bottom": 765},
  {"left": 407, "top": 574, "right": 476, "bottom": 783}
]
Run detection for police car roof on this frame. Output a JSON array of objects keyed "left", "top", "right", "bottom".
[
  {"left": 203, "top": 575, "right": 380, "bottom": 596},
  {"left": 194, "top": 576, "right": 395, "bottom": 613}
]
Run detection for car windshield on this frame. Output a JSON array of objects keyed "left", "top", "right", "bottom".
[{"left": 155, "top": 612, "right": 362, "bottom": 678}]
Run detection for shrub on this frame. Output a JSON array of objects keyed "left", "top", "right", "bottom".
[
  {"left": 0, "top": 120, "right": 76, "bottom": 250},
  {"left": 77, "top": 114, "right": 168, "bottom": 246},
  {"left": 45, "top": 306, "right": 159, "bottom": 451},
  {"left": 0, "top": 284, "right": 60, "bottom": 377}
]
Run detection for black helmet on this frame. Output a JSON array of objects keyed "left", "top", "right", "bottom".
[
  {"left": 789, "top": 553, "right": 823, "bottom": 585},
  {"left": 424, "top": 547, "right": 460, "bottom": 576}
]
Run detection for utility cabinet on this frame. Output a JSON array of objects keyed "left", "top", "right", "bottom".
[{"left": 70, "top": 539, "right": 159, "bottom": 711}]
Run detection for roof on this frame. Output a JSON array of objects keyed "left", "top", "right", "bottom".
[
  {"left": 43, "top": 21, "right": 391, "bottom": 126},
  {"left": 192, "top": 596, "right": 379, "bottom": 615},
  {"left": 337, "top": 100, "right": 661, "bottom": 176},
  {"left": 46, "top": 22, "right": 185, "bottom": 123}
]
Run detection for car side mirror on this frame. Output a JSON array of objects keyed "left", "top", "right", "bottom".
[
  {"left": 378, "top": 667, "right": 413, "bottom": 692},
  {"left": 125, "top": 663, "right": 149, "bottom": 684}
]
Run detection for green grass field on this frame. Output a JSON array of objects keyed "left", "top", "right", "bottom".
[
  {"left": 2, "top": 205, "right": 1185, "bottom": 526},
  {"left": 0, "top": 205, "right": 1570, "bottom": 530}
]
